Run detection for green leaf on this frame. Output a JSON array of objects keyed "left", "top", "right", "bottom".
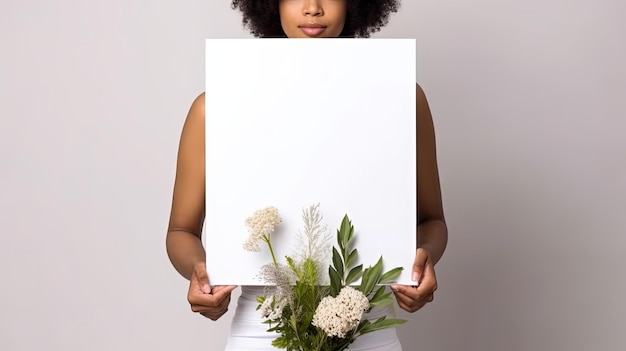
[
  {"left": 359, "top": 266, "right": 372, "bottom": 294},
  {"left": 355, "top": 318, "right": 371, "bottom": 334},
  {"left": 346, "top": 248, "right": 358, "bottom": 268},
  {"left": 301, "top": 257, "right": 318, "bottom": 285},
  {"left": 339, "top": 215, "right": 352, "bottom": 248},
  {"left": 332, "top": 247, "right": 344, "bottom": 279},
  {"left": 378, "top": 267, "right": 404, "bottom": 284},
  {"left": 302, "top": 310, "right": 314, "bottom": 328},
  {"left": 346, "top": 221, "right": 354, "bottom": 244},
  {"left": 285, "top": 256, "right": 298, "bottom": 274},
  {"left": 370, "top": 285, "right": 386, "bottom": 302},
  {"left": 359, "top": 318, "right": 407, "bottom": 335},
  {"left": 290, "top": 313, "right": 298, "bottom": 331},
  {"left": 360, "top": 256, "right": 383, "bottom": 296},
  {"left": 345, "top": 264, "right": 363, "bottom": 285},
  {"left": 329, "top": 266, "right": 342, "bottom": 296},
  {"left": 337, "top": 228, "right": 344, "bottom": 252},
  {"left": 370, "top": 256, "right": 384, "bottom": 281},
  {"left": 369, "top": 295, "right": 394, "bottom": 308},
  {"left": 271, "top": 336, "right": 290, "bottom": 348}
]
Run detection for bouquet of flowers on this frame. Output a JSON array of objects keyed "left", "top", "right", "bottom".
[{"left": 243, "top": 204, "right": 406, "bottom": 351}]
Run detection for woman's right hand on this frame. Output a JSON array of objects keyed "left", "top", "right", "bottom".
[{"left": 187, "top": 261, "right": 238, "bottom": 320}]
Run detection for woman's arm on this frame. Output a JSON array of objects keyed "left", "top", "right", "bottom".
[
  {"left": 165, "top": 93, "right": 236, "bottom": 320},
  {"left": 166, "top": 93, "right": 207, "bottom": 280},
  {"left": 416, "top": 83, "right": 448, "bottom": 265},
  {"left": 392, "top": 84, "right": 447, "bottom": 312}
]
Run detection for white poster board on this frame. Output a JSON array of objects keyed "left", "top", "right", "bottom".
[{"left": 204, "top": 38, "right": 416, "bottom": 286}]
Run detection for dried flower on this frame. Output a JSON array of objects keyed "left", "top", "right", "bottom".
[
  {"left": 257, "top": 263, "right": 295, "bottom": 303},
  {"left": 312, "top": 286, "right": 370, "bottom": 338},
  {"left": 293, "top": 203, "right": 332, "bottom": 283}
]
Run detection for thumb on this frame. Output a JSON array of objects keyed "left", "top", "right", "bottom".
[
  {"left": 194, "top": 262, "right": 212, "bottom": 294},
  {"left": 412, "top": 248, "right": 427, "bottom": 283}
]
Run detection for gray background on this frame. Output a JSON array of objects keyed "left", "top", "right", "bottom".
[{"left": 1, "top": 0, "right": 625, "bottom": 350}]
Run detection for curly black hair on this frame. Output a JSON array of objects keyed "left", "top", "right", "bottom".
[{"left": 231, "top": 0, "right": 401, "bottom": 38}]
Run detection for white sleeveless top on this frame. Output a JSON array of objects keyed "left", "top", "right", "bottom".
[{"left": 224, "top": 286, "right": 403, "bottom": 350}]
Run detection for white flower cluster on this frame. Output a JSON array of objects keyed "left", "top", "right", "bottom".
[
  {"left": 243, "top": 206, "right": 281, "bottom": 251},
  {"left": 260, "top": 294, "right": 290, "bottom": 321},
  {"left": 312, "top": 286, "right": 370, "bottom": 338}
]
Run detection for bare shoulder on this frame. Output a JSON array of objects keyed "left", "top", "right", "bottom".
[
  {"left": 416, "top": 83, "right": 426, "bottom": 100},
  {"left": 186, "top": 92, "right": 206, "bottom": 123},
  {"left": 178, "top": 91, "right": 206, "bottom": 158},
  {"left": 178, "top": 92, "right": 206, "bottom": 141},
  {"left": 416, "top": 83, "right": 433, "bottom": 127}
]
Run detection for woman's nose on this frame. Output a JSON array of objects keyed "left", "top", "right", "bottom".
[{"left": 303, "top": 0, "right": 324, "bottom": 16}]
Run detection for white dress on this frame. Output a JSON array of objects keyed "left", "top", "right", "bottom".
[{"left": 224, "top": 286, "right": 403, "bottom": 350}]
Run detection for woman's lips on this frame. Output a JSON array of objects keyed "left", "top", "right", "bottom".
[{"left": 300, "top": 25, "right": 326, "bottom": 36}]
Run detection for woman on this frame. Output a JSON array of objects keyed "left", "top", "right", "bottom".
[{"left": 166, "top": 0, "right": 447, "bottom": 349}]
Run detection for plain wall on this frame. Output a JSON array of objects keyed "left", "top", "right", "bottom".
[{"left": 1, "top": 1, "right": 625, "bottom": 350}]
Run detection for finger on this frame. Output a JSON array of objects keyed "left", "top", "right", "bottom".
[
  {"left": 188, "top": 285, "right": 236, "bottom": 307},
  {"left": 211, "top": 285, "right": 238, "bottom": 300},
  {"left": 390, "top": 284, "right": 419, "bottom": 300},
  {"left": 201, "top": 311, "right": 219, "bottom": 320},
  {"left": 391, "top": 284, "right": 435, "bottom": 307},
  {"left": 211, "top": 285, "right": 238, "bottom": 295},
  {"left": 193, "top": 297, "right": 230, "bottom": 315},
  {"left": 201, "top": 307, "right": 229, "bottom": 321},
  {"left": 425, "top": 292, "right": 434, "bottom": 302},
  {"left": 199, "top": 308, "right": 228, "bottom": 321},
  {"left": 193, "top": 262, "right": 211, "bottom": 294},
  {"left": 191, "top": 293, "right": 230, "bottom": 313},
  {"left": 398, "top": 298, "right": 428, "bottom": 313},
  {"left": 188, "top": 291, "right": 220, "bottom": 307},
  {"left": 392, "top": 287, "right": 417, "bottom": 308},
  {"left": 190, "top": 304, "right": 212, "bottom": 313},
  {"left": 414, "top": 262, "right": 437, "bottom": 300},
  {"left": 198, "top": 295, "right": 231, "bottom": 320},
  {"left": 393, "top": 289, "right": 417, "bottom": 312},
  {"left": 412, "top": 248, "right": 429, "bottom": 283},
  {"left": 190, "top": 294, "right": 230, "bottom": 313},
  {"left": 396, "top": 297, "right": 416, "bottom": 312},
  {"left": 215, "top": 290, "right": 232, "bottom": 311},
  {"left": 392, "top": 288, "right": 432, "bottom": 313}
]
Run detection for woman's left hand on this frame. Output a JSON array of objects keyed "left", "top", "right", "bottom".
[{"left": 391, "top": 247, "right": 438, "bottom": 313}]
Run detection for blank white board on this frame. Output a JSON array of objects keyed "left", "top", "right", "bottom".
[{"left": 204, "top": 38, "right": 417, "bottom": 286}]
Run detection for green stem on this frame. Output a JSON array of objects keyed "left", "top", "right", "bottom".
[
  {"left": 318, "top": 334, "right": 328, "bottom": 351},
  {"left": 263, "top": 236, "right": 279, "bottom": 267},
  {"left": 342, "top": 247, "right": 348, "bottom": 284}
]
